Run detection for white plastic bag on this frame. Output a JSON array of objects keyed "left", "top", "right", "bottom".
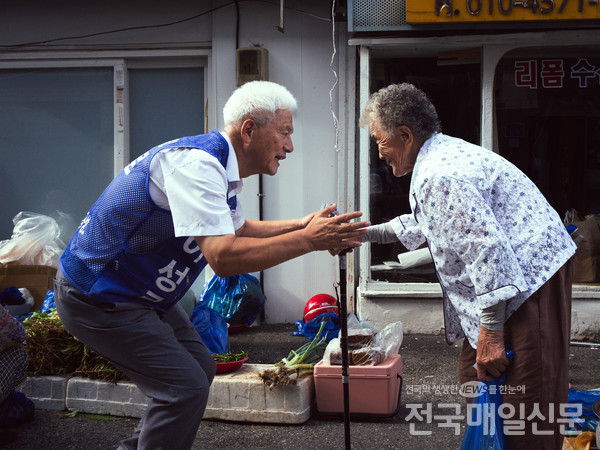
[
  {"left": 323, "top": 338, "right": 341, "bottom": 365},
  {"left": 325, "top": 315, "right": 404, "bottom": 366},
  {"left": 0, "top": 212, "right": 68, "bottom": 268},
  {"left": 374, "top": 321, "right": 404, "bottom": 360}
]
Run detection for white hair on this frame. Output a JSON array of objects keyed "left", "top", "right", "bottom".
[{"left": 223, "top": 81, "right": 298, "bottom": 128}]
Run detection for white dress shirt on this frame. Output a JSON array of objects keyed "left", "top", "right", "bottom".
[{"left": 148, "top": 132, "right": 245, "bottom": 238}]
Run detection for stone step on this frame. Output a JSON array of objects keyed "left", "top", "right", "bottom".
[{"left": 18, "top": 364, "right": 313, "bottom": 424}]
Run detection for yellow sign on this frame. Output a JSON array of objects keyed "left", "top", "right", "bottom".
[{"left": 406, "top": 0, "right": 600, "bottom": 23}]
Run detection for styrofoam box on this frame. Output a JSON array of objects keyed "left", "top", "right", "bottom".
[{"left": 313, "top": 354, "right": 402, "bottom": 416}]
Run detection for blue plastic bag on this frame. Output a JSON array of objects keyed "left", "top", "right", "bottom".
[
  {"left": 40, "top": 290, "right": 56, "bottom": 313},
  {"left": 201, "top": 274, "right": 265, "bottom": 326},
  {"left": 565, "top": 389, "right": 600, "bottom": 433},
  {"left": 460, "top": 377, "right": 506, "bottom": 450},
  {"left": 292, "top": 312, "right": 340, "bottom": 341},
  {"left": 0, "top": 287, "right": 25, "bottom": 306},
  {"left": 460, "top": 349, "right": 515, "bottom": 450},
  {"left": 189, "top": 300, "right": 230, "bottom": 354}
]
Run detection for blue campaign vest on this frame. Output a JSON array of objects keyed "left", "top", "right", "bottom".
[{"left": 60, "top": 130, "right": 237, "bottom": 313}]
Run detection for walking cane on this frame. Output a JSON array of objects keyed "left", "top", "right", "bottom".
[{"left": 334, "top": 247, "right": 351, "bottom": 450}]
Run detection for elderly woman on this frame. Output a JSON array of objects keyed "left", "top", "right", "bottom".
[{"left": 360, "top": 83, "right": 575, "bottom": 449}]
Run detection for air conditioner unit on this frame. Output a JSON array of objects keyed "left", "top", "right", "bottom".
[{"left": 348, "top": 0, "right": 407, "bottom": 32}]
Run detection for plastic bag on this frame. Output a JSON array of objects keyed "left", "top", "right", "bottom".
[
  {"left": 323, "top": 315, "right": 404, "bottom": 366},
  {"left": 40, "top": 290, "right": 56, "bottom": 314},
  {"left": 0, "top": 211, "right": 69, "bottom": 268},
  {"left": 292, "top": 312, "right": 340, "bottom": 341},
  {"left": 201, "top": 273, "right": 265, "bottom": 326},
  {"left": 189, "top": 300, "right": 230, "bottom": 354},
  {"left": 0, "top": 287, "right": 24, "bottom": 306},
  {"left": 374, "top": 320, "right": 404, "bottom": 360},
  {"left": 460, "top": 349, "right": 515, "bottom": 450},
  {"left": 563, "top": 432, "right": 596, "bottom": 450},
  {"left": 565, "top": 389, "right": 600, "bottom": 433},
  {"left": 0, "top": 288, "right": 34, "bottom": 317},
  {"left": 323, "top": 338, "right": 342, "bottom": 364},
  {"left": 460, "top": 379, "right": 506, "bottom": 450}
]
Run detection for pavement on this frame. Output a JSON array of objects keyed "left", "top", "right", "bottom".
[{"left": 2, "top": 323, "right": 599, "bottom": 449}]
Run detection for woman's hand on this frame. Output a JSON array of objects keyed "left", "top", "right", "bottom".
[
  {"left": 303, "top": 205, "right": 370, "bottom": 252},
  {"left": 476, "top": 326, "right": 510, "bottom": 382}
]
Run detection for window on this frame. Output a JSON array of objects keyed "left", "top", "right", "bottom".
[
  {"left": 0, "top": 67, "right": 114, "bottom": 240},
  {"left": 495, "top": 47, "right": 600, "bottom": 218},
  {"left": 129, "top": 67, "right": 205, "bottom": 161},
  {"left": 368, "top": 56, "right": 481, "bottom": 283},
  {"left": 495, "top": 47, "right": 600, "bottom": 285},
  {"left": 0, "top": 56, "right": 207, "bottom": 241}
]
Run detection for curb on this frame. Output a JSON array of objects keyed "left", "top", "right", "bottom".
[{"left": 18, "top": 364, "right": 314, "bottom": 424}]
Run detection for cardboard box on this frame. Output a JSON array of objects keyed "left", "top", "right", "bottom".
[
  {"left": 0, "top": 264, "right": 57, "bottom": 311},
  {"left": 313, "top": 354, "right": 403, "bottom": 417},
  {"left": 568, "top": 218, "right": 600, "bottom": 283}
]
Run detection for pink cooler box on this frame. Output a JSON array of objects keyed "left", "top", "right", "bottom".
[{"left": 313, "top": 354, "right": 403, "bottom": 417}]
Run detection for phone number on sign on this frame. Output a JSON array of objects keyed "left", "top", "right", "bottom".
[{"left": 406, "top": 0, "right": 600, "bottom": 23}]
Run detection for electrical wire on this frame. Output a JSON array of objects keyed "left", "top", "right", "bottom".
[
  {"left": 0, "top": 5, "right": 230, "bottom": 49},
  {"left": 0, "top": 1, "right": 330, "bottom": 50},
  {"left": 235, "top": 0, "right": 240, "bottom": 50},
  {"left": 329, "top": 0, "right": 340, "bottom": 153}
]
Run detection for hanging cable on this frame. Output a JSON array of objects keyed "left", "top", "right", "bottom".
[
  {"left": 0, "top": 1, "right": 330, "bottom": 50},
  {"left": 329, "top": 0, "right": 340, "bottom": 153},
  {"left": 235, "top": 0, "right": 240, "bottom": 49},
  {"left": 0, "top": 4, "right": 230, "bottom": 49}
]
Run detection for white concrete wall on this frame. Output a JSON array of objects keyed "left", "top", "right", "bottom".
[
  {"left": 358, "top": 294, "right": 600, "bottom": 342},
  {"left": 213, "top": 1, "right": 342, "bottom": 323}
]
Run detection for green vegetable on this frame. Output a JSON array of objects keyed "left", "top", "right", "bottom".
[
  {"left": 259, "top": 320, "right": 329, "bottom": 388},
  {"left": 22, "top": 308, "right": 60, "bottom": 327},
  {"left": 278, "top": 319, "right": 328, "bottom": 374},
  {"left": 213, "top": 350, "right": 248, "bottom": 363}
]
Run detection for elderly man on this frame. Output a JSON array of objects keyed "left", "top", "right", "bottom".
[
  {"left": 55, "top": 81, "right": 368, "bottom": 450},
  {"left": 360, "top": 82, "right": 575, "bottom": 449}
]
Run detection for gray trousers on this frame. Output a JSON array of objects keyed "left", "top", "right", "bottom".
[{"left": 54, "top": 272, "right": 216, "bottom": 450}]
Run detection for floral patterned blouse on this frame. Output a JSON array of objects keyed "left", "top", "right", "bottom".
[{"left": 389, "top": 133, "right": 576, "bottom": 347}]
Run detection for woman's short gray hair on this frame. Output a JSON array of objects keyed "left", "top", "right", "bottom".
[
  {"left": 223, "top": 81, "right": 298, "bottom": 128},
  {"left": 359, "top": 83, "right": 441, "bottom": 142}
]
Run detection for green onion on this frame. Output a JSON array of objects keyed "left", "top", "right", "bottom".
[
  {"left": 213, "top": 351, "right": 248, "bottom": 363},
  {"left": 278, "top": 319, "right": 328, "bottom": 370},
  {"left": 259, "top": 320, "right": 329, "bottom": 388}
]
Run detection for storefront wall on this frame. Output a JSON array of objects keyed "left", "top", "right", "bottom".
[
  {"left": 350, "top": 26, "right": 600, "bottom": 340},
  {"left": 0, "top": 1, "right": 347, "bottom": 324}
]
